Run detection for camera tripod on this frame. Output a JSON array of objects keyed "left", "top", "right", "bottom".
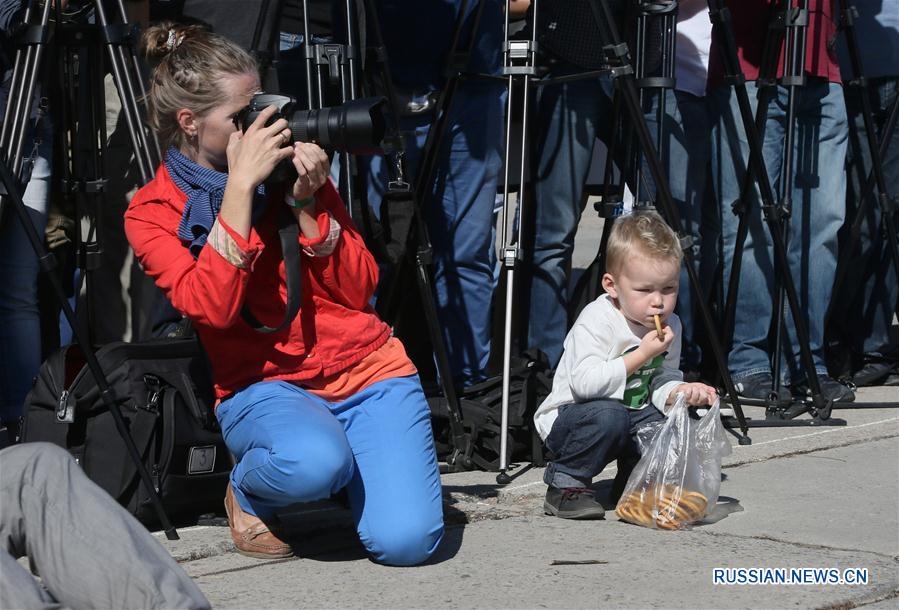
[
  {"left": 826, "top": 0, "right": 899, "bottom": 396},
  {"left": 0, "top": 0, "right": 176, "bottom": 537},
  {"left": 567, "top": 0, "right": 679, "bottom": 326},
  {"left": 494, "top": 0, "right": 757, "bottom": 484},
  {"left": 709, "top": 0, "right": 892, "bottom": 425},
  {"left": 367, "top": 0, "right": 501, "bottom": 472}
]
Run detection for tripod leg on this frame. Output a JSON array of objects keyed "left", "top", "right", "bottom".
[
  {"left": 830, "top": 3, "right": 899, "bottom": 323},
  {"left": 586, "top": 0, "right": 751, "bottom": 439},
  {"left": 0, "top": 158, "right": 179, "bottom": 539},
  {"left": 0, "top": 0, "right": 52, "bottom": 220},
  {"left": 721, "top": 84, "right": 776, "bottom": 358},
  {"left": 497, "top": 5, "right": 540, "bottom": 479}
]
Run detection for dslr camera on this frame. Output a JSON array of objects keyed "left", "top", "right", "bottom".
[
  {"left": 235, "top": 94, "right": 387, "bottom": 184},
  {"left": 235, "top": 94, "right": 387, "bottom": 154}
]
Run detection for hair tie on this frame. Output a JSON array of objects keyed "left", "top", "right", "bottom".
[{"left": 165, "top": 28, "right": 184, "bottom": 52}]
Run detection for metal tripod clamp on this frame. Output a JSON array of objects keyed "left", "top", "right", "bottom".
[
  {"left": 503, "top": 40, "right": 537, "bottom": 76},
  {"left": 308, "top": 43, "right": 356, "bottom": 84},
  {"left": 502, "top": 246, "right": 518, "bottom": 267}
]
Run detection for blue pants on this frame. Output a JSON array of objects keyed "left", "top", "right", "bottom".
[
  {"left": 654, "top": 91, "right": 719, "bottom": 370},
  {"left": 528, "top": 63, "right": 714, "bottom": 369},
  {"left": 527, "top": 69, "right": 617, "bottom": 368},
  {"left": 711, "top": 80, "right": 848, "bottom": 383},
  {"left": 215, "top": 376, "right": 444, "bottom": 567},
  {"left": 543, "top": 400, "right": 665, "bottom": 489},
  {"left": 366, "top": 81, "right": 504, "bottom": 385},
  {"left": 833, "top": 77, "right": 899, "bottom": 357},
  {"left": 0, "top": 106, "right": 51, "bottom": 422}
]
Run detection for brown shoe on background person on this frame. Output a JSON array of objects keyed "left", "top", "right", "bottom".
[{"left": 224, "top": 483, "right": 293, "bottom": 559}]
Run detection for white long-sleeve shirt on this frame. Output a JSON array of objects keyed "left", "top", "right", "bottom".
[{"left": 534, "top": 294, "right": 684, "bottom": 440}]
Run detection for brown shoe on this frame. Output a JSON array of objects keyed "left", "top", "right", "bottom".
[{"left": 224, "top": 483, "right": 293, "bottom": 559}]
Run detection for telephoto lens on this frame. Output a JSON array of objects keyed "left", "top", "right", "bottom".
[
  {"left": 290, "top": 98, "right": 387, "bottom": 155},
  {"left": 237, "top": 94, "right": 387, "bottom": 155}
]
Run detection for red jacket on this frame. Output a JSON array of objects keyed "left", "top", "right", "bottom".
[{"left": 125, "top": 165, "right": 391, "bottom": 399}]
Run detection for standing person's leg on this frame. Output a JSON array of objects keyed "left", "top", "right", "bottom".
[
  {"left": 366, "top": 87, "right": 499, "bottom": 386},
  {"left": 82, "top": 74, "right": 141, "bottom": 343},
  {"left": 782, "top": 80, "right": 850, "bottom": 398},
  {"left": 527, "top": 69, "right": 611, "bottom": 368},
  {"left": 837, "top": 77, "right": 899, "bottom": 384},
  {"left": 0, "top": 443, "right": 210, "bottom": 609},
  {"left": 332, "top": 375, "right": 444, "bottom": 566},
  {"left": 0, "top": 119, "right": 51, "bottom": 428},
  {"left": 710, "top": 82, "right": 786, "bottom": 396},
  {"left": 659, "top": 90, "right": 716, "bottom": 373},
  {"left": 425, "top": 80, "right": 504, "bottom": 385}
]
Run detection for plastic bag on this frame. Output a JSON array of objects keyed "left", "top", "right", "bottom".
[{"left": 615, "top": 394, "right": 732, "bottom": 530}]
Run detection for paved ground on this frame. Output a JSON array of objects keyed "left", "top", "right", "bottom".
[
  {"left": 154, "top": 385, "right": 899, "bottom": 610},
  {"left": 144, "top": 208, "right": 899, "bottom": 609}
]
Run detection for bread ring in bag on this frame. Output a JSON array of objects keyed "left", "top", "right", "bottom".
[{"left": 617, "top": 485, "right": 708, "bottom": 529}]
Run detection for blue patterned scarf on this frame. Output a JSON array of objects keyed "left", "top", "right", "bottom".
[{"left": 164, "top": 147, "right": 267, "bottom": 258}]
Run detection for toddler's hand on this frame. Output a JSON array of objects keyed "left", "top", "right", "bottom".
[
  {"left": 638, "top": 324, "right": 675, "bottom": 360},
  {"left": 674, "top": 382, "right": 718, "bottom": 406}
]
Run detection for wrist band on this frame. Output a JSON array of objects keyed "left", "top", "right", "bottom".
[{"left": 285, "top": 194, "right": 315, "bottom": 210}]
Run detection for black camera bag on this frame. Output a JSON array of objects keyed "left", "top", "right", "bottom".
[
  {"left": 429, "top": 350, "right": 553, "bottom": 471},
  {"left": 22, "top": 338, "right": 230, "bottom": 525}
]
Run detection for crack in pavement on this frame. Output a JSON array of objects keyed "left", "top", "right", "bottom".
[
  {"left": 723, "top": 432, "right": 899, "bottom": 470},
  {"left": 818, "top": 587, "right": 899, "bottom": 610},
  {"left": 696, "top": 530, "right": 899, "bottom": 563}
]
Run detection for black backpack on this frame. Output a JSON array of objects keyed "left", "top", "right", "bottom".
[
  {"left": 22, "top": 338, "right": 230, "bottom": 526},
  {"left": 429, "top": 350, "right": 553, "bottom": 471}
]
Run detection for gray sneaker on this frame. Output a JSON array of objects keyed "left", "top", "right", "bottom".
[
  {"left": 734, "top": 372, "right": 792, "bottom": 402},
  {"left": 544, "top": 486, "right": 606, "bottom": 520}
]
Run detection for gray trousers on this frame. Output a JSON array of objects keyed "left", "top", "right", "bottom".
[{"left": 0, "top": 443, "right": 210, "bottom": 610}]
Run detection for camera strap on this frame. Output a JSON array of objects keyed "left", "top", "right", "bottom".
[{"left": 240, "top": 211, "right": 302, "bottom": 334}]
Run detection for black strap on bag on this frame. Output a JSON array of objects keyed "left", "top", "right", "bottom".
[{"left": 240, "top": 212, "right": 303, "bottom": 333}]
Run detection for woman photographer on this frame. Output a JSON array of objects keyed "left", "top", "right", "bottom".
[{"left": 125, "top": 22, "right": 444, "bottom": 566}]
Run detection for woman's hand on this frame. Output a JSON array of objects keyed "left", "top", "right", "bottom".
[
  {"left": 290, "top": 142, "right": 330, "bottom": 200},
  {"left": 226, "top": 105, "right": 294, "bottom": 192}
]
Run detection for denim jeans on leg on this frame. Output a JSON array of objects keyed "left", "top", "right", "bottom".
[
  {"left": 835, "top": 77, "right": 899, "bottom": 356},
  {"left": 366, "top": 81, "right": 504, "bottom": 385},
  {"left": 0, "top": 121, "right": 51, "bottom": 422},
  {"left": 648, "top": 90, "right": 719, "bottom": 370},
  {"left": 215, "top": 376, "right": 445, "bottom": 566},
  {"left": 543, "top": 399, "right": 665, "bottom": 489},
  {"left": 711, "top": 80, "right": 848, "bottom": 383},
  {"left": 527, "top": 68, "right": 616, "bottom": 368}
]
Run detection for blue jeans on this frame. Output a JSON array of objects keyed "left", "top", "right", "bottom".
[
  {"left": 366, "top": 81, "right": 504, "bottom": 385},
  {"left": 0, "top": 118, "right": 52, "bottom": 422},
  {"left": 543, "top": 399, "right": 665, "bottom": 489},
  {"left": 711, "top": 80, "right": 848, "bottom": 383},
  {"left": 833, "top": 77, "right": 899, "bottom": 356},
  {"left": 528, "top": 66, "right": 714, "bottom": 369},
  {"left": 527, "top": 69, "right": 617, "bottom": 368},
  {"left": 648, "top": 90, "right": 719, "bottom": 370},
  {"left": 277, "top": 31, "right": 310, "bottom": 108},
  {"left": 215, "top": 376, "right": 444, "bottom": 566}
]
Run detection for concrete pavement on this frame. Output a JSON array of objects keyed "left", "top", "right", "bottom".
[
  {"left": 154, "top": 385, "right": 899, "bottom": 609},
  {"left": 151, "top": 207, "right": 899, "bottom": 608}
]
